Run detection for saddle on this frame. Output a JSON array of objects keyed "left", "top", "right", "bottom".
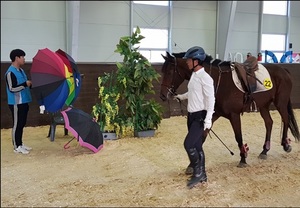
[{"left": 234, "top": 56, "right": 260, "bottom": 112}]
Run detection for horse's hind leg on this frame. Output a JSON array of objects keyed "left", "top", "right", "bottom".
[
  {"left": 275, "top": 103, "right": 292, "bottom": 153},
  {"left": 258, "top": 107, "right": 273, "bottom": 160}
]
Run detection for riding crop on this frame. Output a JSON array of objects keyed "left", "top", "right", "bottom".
[
  {"left": 173, "top": 95, "right": 234, "bottom": 155},
  {"left": 209, "top": 129, "right": 234, "bottom": 155}
]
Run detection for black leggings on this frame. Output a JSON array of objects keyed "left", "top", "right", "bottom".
[
  {"left": 9, "top": 103, "right": 29, "bottom": 149},
  {"left": 184, "top": 110, "right": 206, "bottom": 152}
]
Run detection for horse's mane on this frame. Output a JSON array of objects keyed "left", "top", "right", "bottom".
[
  {"left": 172, "top": 52, "right": 185, "bottom": 58},
  {"left": 172, "top": 52, "right": 232, "bottom": 67}
]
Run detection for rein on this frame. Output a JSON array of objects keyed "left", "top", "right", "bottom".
[
  {"left": 163, "top": 56, "right": 187, "bottom": 115},
  {"left": 172, "top": 57, "right": 186, "bottom": 115},
  {"left": 161, "top": 56, "right": 185, "bottom": 95},
  {"left": 207, "top": 60, "right": 234, "bottom": 95},
  {"left": 171, "top": 56, "right": 185, "bottom": 91}
]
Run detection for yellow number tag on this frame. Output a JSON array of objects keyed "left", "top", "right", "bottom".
[{"left": 263, "top": 78, "right": 272, "bottom": 89}]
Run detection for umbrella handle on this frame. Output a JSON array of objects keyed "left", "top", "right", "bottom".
[{"left": 64, "top": 137, "right": 75, "bottom": 149}]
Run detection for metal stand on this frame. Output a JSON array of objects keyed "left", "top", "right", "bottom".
[{"left": 47, "top": 112, "right": 68, "bottom": 141}]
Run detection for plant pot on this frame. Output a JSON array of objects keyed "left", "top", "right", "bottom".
[
  {"left": 134, "top": 129, "right": 155, "bottom": 138},
  {"left": 102, "top": 132, "right": 118, "bottom": 140}
]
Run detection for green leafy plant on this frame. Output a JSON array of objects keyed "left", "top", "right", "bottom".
[
  {"left": 92, "top": 72, "right": 122, "bottom": 136},
  {"left": 114, "top": 26, "right": 163, "bottom": 133},
  {"left": 137, "top": 99, "right": 164, "bottom": 131}
]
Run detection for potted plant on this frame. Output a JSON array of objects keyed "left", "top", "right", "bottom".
[
  {"left": 133, "top": 99, "right": 163, "bottom": 137},
  {"left": 114, "top": 26, "right": 163, "bottom": 137},
  {"left": 92, "top": 71, "right": 121, "bottom": 140}
]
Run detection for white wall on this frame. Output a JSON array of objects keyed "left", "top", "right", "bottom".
[
  {"left": 132, "top": 1, "right": 217, "bottom": 57},
  {"left": 78, "top": 1, "right": 130, "bottom": 63},
  {"left": 289, "top": 1, "right": 300, "bottom": 51},
  {"left": 1, "top": 1, "right": 66, "bottom": 61},
  {"left": 0, "top": 1, "right": 217, "bottom": 62},
  {"left": 133, "top": 2, "right": 169, "bottom": 28},
  {"left": 1, "top": 1, "right": 300, "bottom": 63},
  {"left": 230, "top": 1, "right": 261, "bottom": 61},
  {"left": 172, "top": 1, "right": 217, "bottom": 56},
  {"left": 216, "top": 1, "right": 300, "bottom": 62}
]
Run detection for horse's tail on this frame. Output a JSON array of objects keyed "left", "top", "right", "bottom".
[{"left": 287, "top": 99, "right": 300, "bottom": 141}]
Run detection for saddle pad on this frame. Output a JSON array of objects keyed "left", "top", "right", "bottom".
[{"left": 232, "top": 64, "right": 273, "bottom": 93}]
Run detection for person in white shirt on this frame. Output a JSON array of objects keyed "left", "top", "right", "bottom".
[{"left": 174, "top": 46, "right": 215, "bottom": 189}]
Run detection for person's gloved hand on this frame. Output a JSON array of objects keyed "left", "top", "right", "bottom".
[
  {"left": 204, "top": 111, "right": 213, "bottom": 131},
  {"left": 26, "top": 80, "right": 32, "bottom": 88},
  {"left": 204, "top": 120, "right": 212, "bottom": 131},
  {"left": 39, "top": 105, "right": 45, "bottom": 114},
  {"left": 173, "top": 94, "right": 184, "bottom": 101}
]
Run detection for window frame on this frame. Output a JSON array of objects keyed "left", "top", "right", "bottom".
[
  {"left": 262, "top": 1, "right": 287, "bottom": 16},
  {"left": 260, "top": 34, "right": 287, "bottom": 63},
  {"left": 133, "top": 27, "right": 168, "bottom": 63},
  {"left": 133, "top": 1, "right": 169, "bottom": 7}
]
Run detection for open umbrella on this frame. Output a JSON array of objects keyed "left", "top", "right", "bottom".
[
  {"left": 55, "top": 49, "right": 82, "bottom": 106},
  {"left": 31, "top": 48, "right": 71, "bottom": 112},
  {"left": 61, "top": 107, "right": 104, "bottom": 153}
]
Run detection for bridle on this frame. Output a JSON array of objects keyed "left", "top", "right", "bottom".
[
  {"left": 161, "top": 55, "right": 186, "bottom": 98},
  {"left": 161, "top": 55, "right": 187, "bottom": 115}
]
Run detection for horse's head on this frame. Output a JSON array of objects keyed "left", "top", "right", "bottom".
[{"left": 159, "top": 52, "right": 191, "bottom": 101}]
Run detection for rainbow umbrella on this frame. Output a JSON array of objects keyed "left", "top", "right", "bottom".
[
  {"left": 55, "top": 49, "right": 81, "bottom": 106},
  {"left": 30, "top": 48, "right": 70, "bottom": 113}
]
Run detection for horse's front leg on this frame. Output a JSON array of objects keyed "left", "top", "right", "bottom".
[
  {"left": 258, "top": 107, "right": 273, "bottom": 159},
  {"left": 229, "top": 114, "right": 249, "bottom": 167}
]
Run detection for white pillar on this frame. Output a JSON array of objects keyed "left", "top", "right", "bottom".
[
  {"left": 216, "top": 1, "right": 237, "bottom": 61},
  {"left": 66, "top": 1, "right": 80, "bottom": 61},
  {"left": 223, "top": 1, "right": 237, "bottom": 61},
  {"left": 130, "top": 1, "right": 133, "bottom": 35},
  {"left": 168, "top": 1, "right": 173, "bottom": 54}
]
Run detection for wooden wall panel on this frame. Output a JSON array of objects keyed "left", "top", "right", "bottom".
[{"left": 1, "top": 63, "right": 299, "bottom": 129}]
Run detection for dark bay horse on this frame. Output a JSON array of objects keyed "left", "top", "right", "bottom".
[{"left": 160, "top": 51, "right": 299, "bottom": 167}]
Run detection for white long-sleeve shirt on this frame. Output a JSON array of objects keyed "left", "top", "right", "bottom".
[{"left": 180, "top": 67, "right": 215, "bottom": 121}]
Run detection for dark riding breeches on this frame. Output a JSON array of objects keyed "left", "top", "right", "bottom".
[{"left": 184, "top": 110, "right": 207, "bottom": 152}]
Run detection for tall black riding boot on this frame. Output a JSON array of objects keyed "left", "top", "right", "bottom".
[
  {"left": 199, "top": 150, "right": 207, "bottom": 181},
  {"left": 185, "top": 152, "right": 194, "bottom": 175},
  {"left": 185, "top": 163, "right": 194, "bottom": 175},
  {"left": 187, "top": 149, "right": 207, "bottom": 189}
]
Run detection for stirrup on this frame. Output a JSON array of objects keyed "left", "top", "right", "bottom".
[{"left": 250, "top": 100, "right": 258, "bottom": 112}]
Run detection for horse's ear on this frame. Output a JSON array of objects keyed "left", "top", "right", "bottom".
[
  {"left": 161, "top": 54, "right": 167, "bottom": 60},
  {"left": 166, "top": 51, "right": 172, "bottom": 58},
  {"left": 206, "top": 54, "right": 213, "bottom": 62}
]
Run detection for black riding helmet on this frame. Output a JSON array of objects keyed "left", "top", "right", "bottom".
[{"left": 183, "top": 46, "right": 206, "bottom": 61}]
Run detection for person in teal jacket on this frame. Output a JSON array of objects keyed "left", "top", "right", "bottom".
[{"left": 5, "top": 49, "right": 33, "bottom": 154}]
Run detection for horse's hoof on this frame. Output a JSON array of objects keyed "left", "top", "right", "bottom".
[
  {"left": 237, "top": 162, "right": 249, "bottom": 168},
  {"left": 258, "top": 153, "right": 268, "bottom": 160},
  {"left": 283, "top": 145, "right": 292, "bottom": 153}
]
